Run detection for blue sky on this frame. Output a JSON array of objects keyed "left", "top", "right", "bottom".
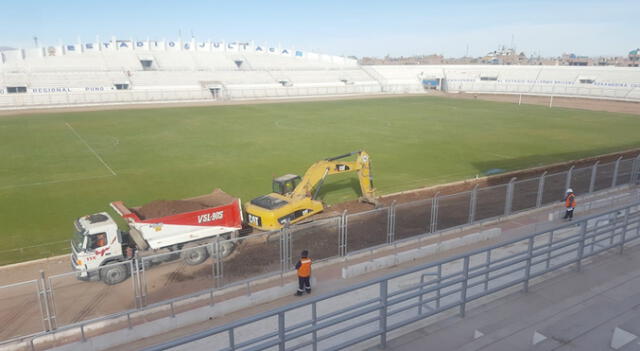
[{"left": 1, "top": 0, "right": 637, "bottom": 58}]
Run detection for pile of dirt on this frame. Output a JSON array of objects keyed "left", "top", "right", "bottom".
[
  {"left": 187, "top": 189, "right": 237, "bottom": 208},
  {"left": 135, "top": 200, "right": 211, "bottom": 219},
  {"left": 132, "top": 189, "right": 236, "bottom": 220}
]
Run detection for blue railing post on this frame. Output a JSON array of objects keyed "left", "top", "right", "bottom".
[
  {"left": 523, "top": 238, "right": 534, "bottom": 293},
  {"left": 312, "top": 302, "right": 318, "bottom": 351},
  {"left": 278, "top": 311, "right": 285, "bottom": 351},
  {"left": 379, "top": 280, "right": 388, "bottom": 348},
  {"left": 228, "top": 328, "right": 235, "bottom": 350},
  {"left": 619, "top": 207, "right": 630, "bottom": 254},
  {"left": 460, "top": 257, "right": 470, "bottom": 317},
  {"left": 576, "top": 221, "right": 588, "bottom": 272}
]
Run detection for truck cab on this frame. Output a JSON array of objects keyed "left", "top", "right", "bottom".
[{"left": 71, "top": 212, "right": 125, "bottom": 281}]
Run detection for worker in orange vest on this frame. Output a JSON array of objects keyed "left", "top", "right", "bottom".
[
  {"left": 295, "top": 250, "right": 312, "bottom": 296},
  {"left": 563, "top": 188, "right": 577, "bottom": 221}
]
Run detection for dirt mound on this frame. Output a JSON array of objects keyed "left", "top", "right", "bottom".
[
  {"left": 132, "top": 189, "right": 237, "bottom": 220},
  {"left": 186, "top": 188, "right": 237, "bottom": 208},
  {"left": 135, "top": 200, "right": 211, "bottom": 219}
]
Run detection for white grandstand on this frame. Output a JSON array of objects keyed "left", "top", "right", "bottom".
[{"left": 1, "top": 38, "right": 640, "bottom": 108}]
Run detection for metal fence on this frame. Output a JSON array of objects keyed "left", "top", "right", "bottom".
[
  {"left": 442, "top": 81, "right": 640, "bottom": 102},
  {"left": 0, "top": 84, "right": 384, "bottom": 109},
  {"left": 143, "top": 199, "right": 640, "bottom": 351},
  {"left": 0, "top": 89, "right": 213, "bottom": 108},
  {"left": 2, "top": 78, "right": 640, "bottom": 110},
  {"left": 1, "top": 155, "right": 639, "bottom": 347}
]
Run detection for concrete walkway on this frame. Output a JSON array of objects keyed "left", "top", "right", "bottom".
[{"left": 367, "top": 240, "right": 640, "bottom": 351}]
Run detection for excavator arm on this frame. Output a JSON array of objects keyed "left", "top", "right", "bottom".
[{"left": 291, "top": 150, "right": 376, "bottom": 204}]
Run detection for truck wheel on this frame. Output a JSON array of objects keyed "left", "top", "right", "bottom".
[
  {"left": 182, "top": 247, "right": 209, "bottom": 265},
  {"left": 101, "top": 263, "right": 129, "bottom": 285},
  {"left": 209, "top": 241, "right": 236, "bottom": 259},
  {"left": 219, "top": 241, "right": 235, "bottom": 258}
]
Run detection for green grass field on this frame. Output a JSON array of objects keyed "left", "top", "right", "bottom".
[{"left": 1, "top": 96, "right": 639, "bottom": 265}]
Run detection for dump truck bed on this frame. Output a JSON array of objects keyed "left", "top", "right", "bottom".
[{"left": 110, "top": 189, "right": 243, "bottom": 250}]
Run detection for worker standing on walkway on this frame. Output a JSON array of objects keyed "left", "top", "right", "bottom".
[
  {"left": 295, "top": 250, "right": 312, "bottom": 296},
  {"left": 563, "top": 188, "right": 577, "bottom": 221}
]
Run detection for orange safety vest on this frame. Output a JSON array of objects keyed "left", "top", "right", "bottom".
[
  {"left": 297, "top": 258, "right": 312, "bottom": 277},
  {"left": 565, "top": 194, "right": 576, "bottom": 208}
]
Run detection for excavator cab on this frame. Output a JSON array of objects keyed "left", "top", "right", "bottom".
[{"left": 272, "top": 174, "right": 301, "bottom": 195}]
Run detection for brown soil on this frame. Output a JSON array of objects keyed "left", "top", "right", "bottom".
[
  {"left": 444, "top": 92, "right": 640, "bottom": 115},
  {"left": 133, "top": 189, "right": 236, "bottom": 219},
  {"left": 134, "top": 200, "right": 211, "bottom": 219}
]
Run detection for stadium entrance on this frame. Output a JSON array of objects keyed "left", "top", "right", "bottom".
[
  {"left": 206, "top": 83, "right": 224, "bottom": 100},
  {"left": 210, "top": 88, "right": 221, "bottom": 99}
]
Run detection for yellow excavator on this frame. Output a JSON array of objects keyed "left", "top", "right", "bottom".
[{"left": 245, "top": 150, "right": 377, "bottom": 230}]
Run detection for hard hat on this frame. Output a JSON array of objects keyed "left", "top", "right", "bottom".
[{"left": 566, "top": 188, "right": 573, "bottom": 193}]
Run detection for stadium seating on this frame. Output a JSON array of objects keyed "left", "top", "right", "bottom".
[{"left": 1, "top": 41, "right": 639, "bottom": 109}]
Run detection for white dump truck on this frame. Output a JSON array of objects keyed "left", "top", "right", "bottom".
[{"left": 71, "top": 189, "right": 244, "bottom": 285}]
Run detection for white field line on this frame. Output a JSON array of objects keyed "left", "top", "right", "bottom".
[
  {"left": 0, "top": 174, "right": 113, "bottom": 191},
  {"left": 65, "top": 122, "right": 117, "bottom": 176}
]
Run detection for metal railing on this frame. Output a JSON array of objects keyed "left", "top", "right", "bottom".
[
  {"left": 441, "top": 81, "right": 640, "bottom": 102},
  {"left": 143, "top": 200, "right": 640, "bottom": 351},
  {"left": 1, "top": 155, "right": 639, "bottom": 347},
  {"left": 0, "top": 84, "right": 385, "bottom": 109},
  {"left": 3, "top": 79, "right": 637, "bottom": 110}
]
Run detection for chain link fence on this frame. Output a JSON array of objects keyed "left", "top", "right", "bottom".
[
  {"left": 2, "top": 155, "right": 639, "bottom": 345},
  {"left": 148, "top": 201, "right": 640, "bottom": 350}
]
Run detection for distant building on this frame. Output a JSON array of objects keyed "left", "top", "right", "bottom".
[
  {"left": 561, "top": 53, "right": 589, "bottom": 66},
  {"left": 358, "top": 47, "right": 638, "bottom": 67},
  {"left": 359, "top": 54, "right": 444, "bottom": 65},
  {"left": 480, "top": 47, "right": 527, "bottom": 65}
]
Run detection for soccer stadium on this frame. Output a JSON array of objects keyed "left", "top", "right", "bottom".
[
  {"left": 1, "top": 28, "right": 640, "bottom": 351},
  {"left": 1, "top": 38, "right": 640, "bottom": 107}
]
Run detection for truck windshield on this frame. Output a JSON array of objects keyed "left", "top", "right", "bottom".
[{"left": 72, "top": 230, "right": 85, "bottom": 252}]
